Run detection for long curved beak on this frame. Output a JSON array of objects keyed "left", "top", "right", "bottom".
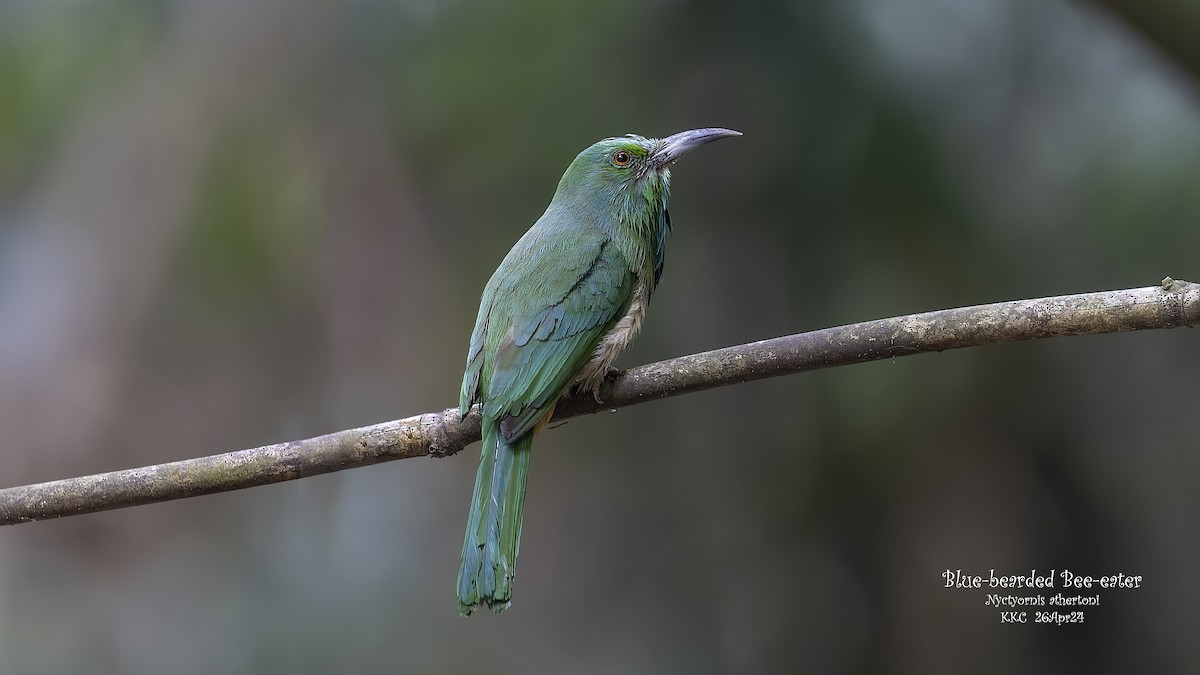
[{"left": 650, "top": 127, "right": 742, "bottom": 168}]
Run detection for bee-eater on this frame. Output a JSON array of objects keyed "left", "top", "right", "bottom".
[{"left": 457, "top": 128, "right": 741, "bottom": 615}]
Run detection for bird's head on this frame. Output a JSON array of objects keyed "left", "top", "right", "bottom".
[{"left": 552, "top": 128, "right": 741, "bottom": 221}]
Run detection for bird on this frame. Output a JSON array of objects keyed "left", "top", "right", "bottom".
[{"left": 456, "top": 128, "right": 741, "bottom": 616}]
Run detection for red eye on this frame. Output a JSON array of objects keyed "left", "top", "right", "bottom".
[{"left": 612, "top": 150, "right": 632, "bottom": 166}]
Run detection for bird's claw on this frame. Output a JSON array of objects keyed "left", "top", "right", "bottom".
[{"left": 591, "top": 367, "right": 624, "bottom": 403}]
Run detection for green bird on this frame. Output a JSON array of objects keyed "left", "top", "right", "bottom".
[{"left": 457, "top": 127, "right": 741, "bottom": 615}]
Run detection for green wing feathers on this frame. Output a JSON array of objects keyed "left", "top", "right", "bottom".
[
  {"left": 457, "top": 225, "right": 635, "bottom": 615},
  {"left": 486, "top": 239, "right": 634, "bottom": 439}
]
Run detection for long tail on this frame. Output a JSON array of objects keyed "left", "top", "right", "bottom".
[{"left": 457, "top": 422, "right": 532, "bottom": 616}]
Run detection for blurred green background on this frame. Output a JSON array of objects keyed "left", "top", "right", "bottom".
[{"left": 1, "top": 0, "right": 1198, "bottom": 673}]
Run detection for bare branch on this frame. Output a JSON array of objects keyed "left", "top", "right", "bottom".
[{"left": 1, "top": 278, "right": 1196, "bottom": 526}]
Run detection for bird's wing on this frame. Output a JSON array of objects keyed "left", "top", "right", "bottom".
[
  {"left": 460, "top": 301, "right": 490, "bottom": 416},
  {"left": 483, "top": 236, "right": 633, "bottom": 443}
]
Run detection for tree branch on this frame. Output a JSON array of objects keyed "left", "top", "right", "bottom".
[{"left": 1, "top": 278, "right": 1196, "bottom": 526}]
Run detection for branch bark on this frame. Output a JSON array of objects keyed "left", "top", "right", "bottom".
[{"left": 1, "top": 278, "right": 1196, "bottom": 526}]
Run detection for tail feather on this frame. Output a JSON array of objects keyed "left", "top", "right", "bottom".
[{"left": 457, "top": 422, "right": 532, "bottom": 616}]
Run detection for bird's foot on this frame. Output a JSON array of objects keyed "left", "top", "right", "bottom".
[{"left": 591, "top": 367, "right": 623, "bottom": 403}]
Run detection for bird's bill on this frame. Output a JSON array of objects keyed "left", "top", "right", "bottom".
[{"left": 651, "top": 127, "right": 742, "bottom": 167}]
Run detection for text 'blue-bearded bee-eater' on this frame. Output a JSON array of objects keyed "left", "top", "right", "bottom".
[{"left": 457, "top": 128, "right": 741, "bottom": 615}]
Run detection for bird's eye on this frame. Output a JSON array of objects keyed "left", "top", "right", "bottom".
[{"left": 612, "top": 150, "right": 632, "bottom": 166}]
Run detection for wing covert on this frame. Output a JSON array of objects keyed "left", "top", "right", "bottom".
[{"left": 486, "top": 239, "right": 633, "bottom": 442}]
